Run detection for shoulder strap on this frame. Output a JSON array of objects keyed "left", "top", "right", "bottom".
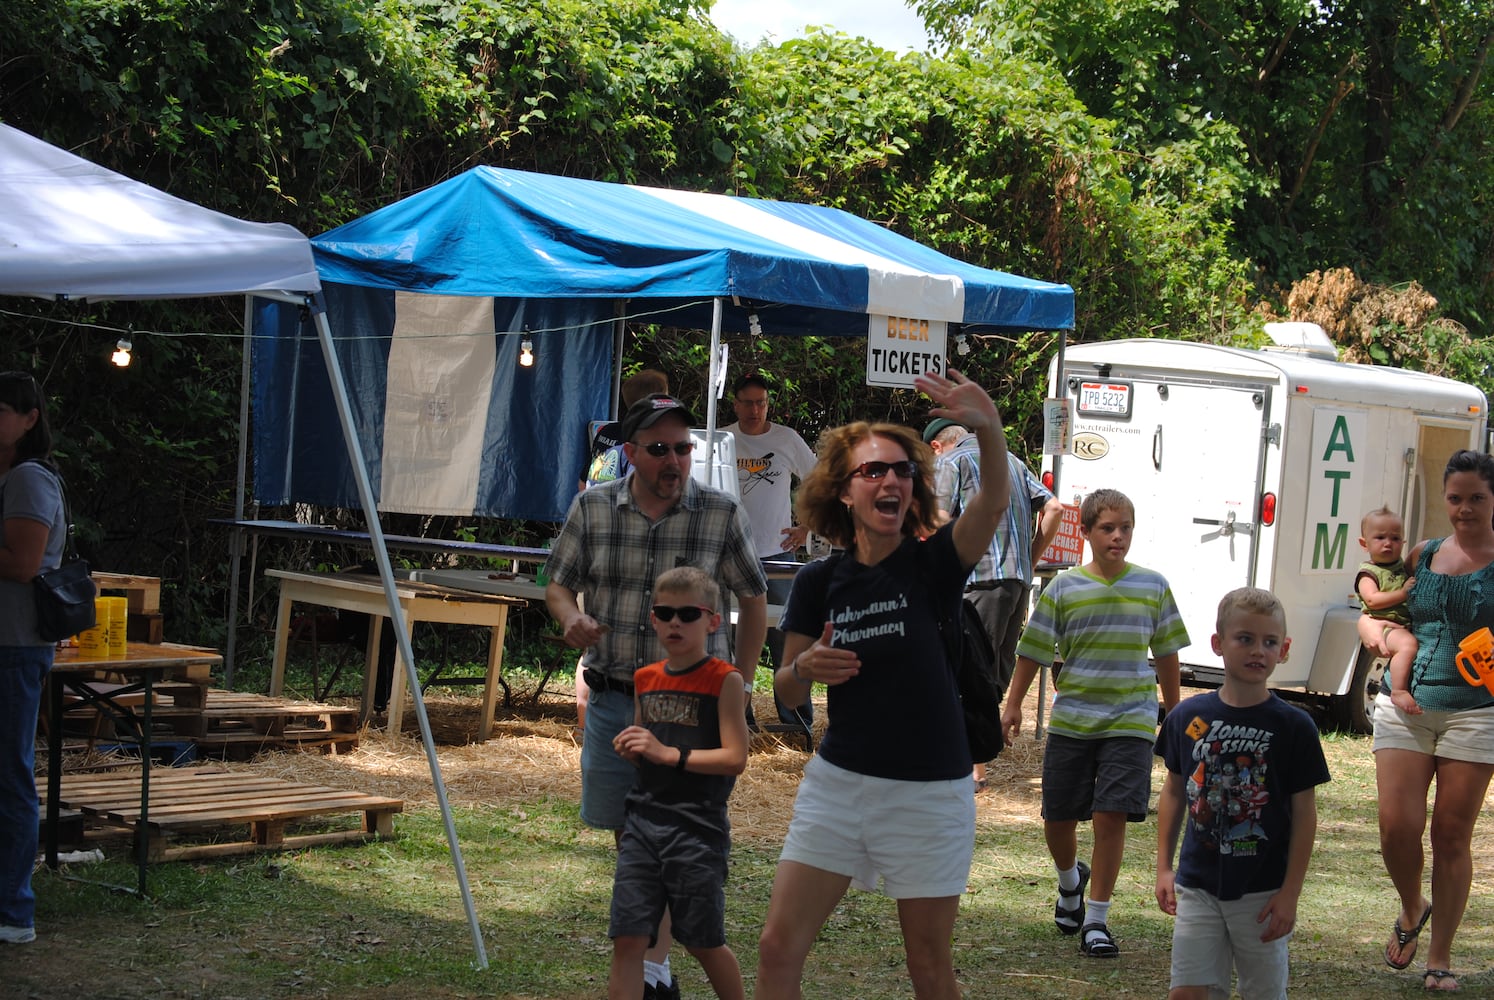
[{"left": 15, "top": 458, "right": 80, "bottom": 561}]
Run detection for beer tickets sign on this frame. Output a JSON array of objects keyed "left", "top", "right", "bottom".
[{"left": 866, "top": 315, "right": 948, "bottom": 388}]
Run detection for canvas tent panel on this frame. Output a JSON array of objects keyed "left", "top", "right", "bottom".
[
  {"left": 0, "top": 124, "right": 319, "bottom": 299},
  {"left": 253, "top": 286, "right": 612, "bottom": 521},
  {"left": 380, "top": 293, "right": 499, "bottom": 514}
]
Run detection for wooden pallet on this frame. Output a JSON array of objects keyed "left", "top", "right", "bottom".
[
  {"left": 195, "top": 689, "right": 361, "bottom": 758},
  {"left": 42, "top": 766, "right": 402, "bottom": 861}
]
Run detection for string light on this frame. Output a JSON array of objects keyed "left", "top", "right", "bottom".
[
  {"left": 518, "top": 337, "right": 534, "bottom": 368},
  {"left": 110, "top": 336, "right": 133, "bottom": 367}
]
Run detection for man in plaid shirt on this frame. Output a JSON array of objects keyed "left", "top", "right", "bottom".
[{"left": 546, "top": 392, "right": 767, "bottom": 998}]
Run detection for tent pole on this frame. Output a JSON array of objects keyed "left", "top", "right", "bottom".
[
  {"left": 1050, "top": 329, "right": 1067, "bottom": 500},
  {"left": 308, "top": 295, "right": 490, "bottom": 970},
  {"left": 705, "top": 297, "right": 722, "bottom": 437},
  {"left": 610, "top": 303, "right": 626, "bottom": 419},
  {"left": 1034, "top": 327, "right": 1069, "bottom": 742},
  {"left": 223, "top": 295, "right": 255, "bottom": 686}
]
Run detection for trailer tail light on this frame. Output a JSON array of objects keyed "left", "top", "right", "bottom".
[
  {"left": 1042, "top": 470, "right": 1054, "bottom": 490},
  {"left": 1261, "top": 492, "right": 1277, "bottom": 526}
]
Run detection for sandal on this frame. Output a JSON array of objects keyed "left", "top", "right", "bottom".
[
  {"left": 1054, "top": 861, "right": 1089, "bottom": 936},
  {"left": 1424, "top": 969, "right": 1459, "bottom": 992},
  {"left": 1385, "top": 903, "right": 1432, "bottom": 970},
  {"left": 1078, "top": 922, "right": 1119, "bottom": 958}
]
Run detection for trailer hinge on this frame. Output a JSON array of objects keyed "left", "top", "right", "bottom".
[{"left": 1263, "top": 423, "right": 1281, "bottom": 445}]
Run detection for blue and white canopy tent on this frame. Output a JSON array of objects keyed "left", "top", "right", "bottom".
[
  {"left": 253, "top": 166, "right": 1074, "bottom": 522},
  {"left": 0, "top": 123, "right": 490, "bottom": 967}
]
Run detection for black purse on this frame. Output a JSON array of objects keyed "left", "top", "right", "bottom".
[{"left": 12, "top": 462, "right": 97, "bottom": 642}]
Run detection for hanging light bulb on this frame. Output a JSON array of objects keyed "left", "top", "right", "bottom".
[
  {"left": 748, "top": 312, "right": 762, "bottom": 337},
  {"left": 111, "top": 337, "right": 133, "bottom": 367},
  {"left": 956, "top": 334, "right": 970, "bottom": 356},
  {"left": 518, "top": 337, "right": 535, "bottom": 368}
]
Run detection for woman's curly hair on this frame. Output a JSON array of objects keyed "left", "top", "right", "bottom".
[{"left": 795, "top": 422, "right": 939, "bottom": 549}]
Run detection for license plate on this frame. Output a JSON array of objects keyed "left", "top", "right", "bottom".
[{"left": 1078, "top": 381, "right": 1132, "bottom": 417}]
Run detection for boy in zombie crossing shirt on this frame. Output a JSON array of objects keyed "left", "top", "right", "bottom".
[{"left": 1156, "top": 587, "right": 1331, "bottom": 1000}]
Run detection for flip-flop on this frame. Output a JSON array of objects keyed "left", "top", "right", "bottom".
[
  {"left": 1423, "top": 969, "right": 1460, "bottom": 992},
  {"left": 1385, "top": 903, "right": 1432, "bottom": 970}
]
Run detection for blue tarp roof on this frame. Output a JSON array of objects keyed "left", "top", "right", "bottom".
[{"left": 310, "top": 166, "right": 1074, "bottom": 336}]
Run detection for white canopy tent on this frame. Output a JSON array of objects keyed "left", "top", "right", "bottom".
[{"left": 0, "top": 123, "right": 489, "bottom": 968}]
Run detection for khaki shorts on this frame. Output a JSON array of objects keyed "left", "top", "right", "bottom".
[
  {"left": 1170, "top": 885, "right": 1289, "bottom": 1000},
  {"left": 1372, "top": 691, "right": 1494, "bottom": 764}
]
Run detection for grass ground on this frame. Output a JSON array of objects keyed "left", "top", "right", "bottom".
[{"left": 16, "top": 665, "right": 1494, "bottom": 999}]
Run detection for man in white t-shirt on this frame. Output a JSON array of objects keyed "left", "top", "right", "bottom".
[{"left": 721, "top": 372, "right": 818, "bottom": 729}]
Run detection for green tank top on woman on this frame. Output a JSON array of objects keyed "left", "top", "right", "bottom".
[{"left": 1404, "top": 538, "right": 1494, "bottom": 712}]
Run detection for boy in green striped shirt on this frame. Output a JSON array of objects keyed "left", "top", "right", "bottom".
[{"left": 1002, "top": 488, "right": 1189, "bottom": 959}]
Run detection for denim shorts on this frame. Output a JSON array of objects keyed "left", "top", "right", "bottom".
[{"left": 579, "top": 686, "right": 638, "bottom": 830}]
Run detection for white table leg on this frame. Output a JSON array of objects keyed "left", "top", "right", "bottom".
[
  {"left": 479, "top": 607, "right": 509, "bottom": 743},
  {"left": 386, "top": 610, "right": 416, "bottom": 737},
  {"left": 361, "top": 614, "right": 381, "bottom": 728},
  {"left": 270, "top": 590, "right": 292, "bottom": 696}
]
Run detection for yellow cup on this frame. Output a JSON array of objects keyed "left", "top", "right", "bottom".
[
  {"left": 1455, "top": 626, "right": 1494, "bottom": 689},
  {"left": 104, "top": 596, "right": 128, "bottom": 657},
  {"left": 77, "top": 598, "right": 111, "bottom": 656}
]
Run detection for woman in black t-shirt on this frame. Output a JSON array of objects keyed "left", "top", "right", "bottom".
[{"left": 754, "top": 370, "right": 1009, "bottom": 1000}]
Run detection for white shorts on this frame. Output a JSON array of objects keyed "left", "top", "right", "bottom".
[
  {"left": 1170, "top": 885, "right": 1289, "bottom": 1000},
  {"left": 780, "top": 755, "right": 974, "bottom": 899},
  {"left": 1372, "top": 691, "right": 1494, "bottom": 764}
]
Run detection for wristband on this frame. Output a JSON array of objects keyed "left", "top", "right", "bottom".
[
  {"left": 675, "top": 746, "right": 691, "bottom": 772},
  {"left": 790, "top": 657, "right": 806, "bottom": 682}
]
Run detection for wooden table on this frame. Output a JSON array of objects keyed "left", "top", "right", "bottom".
[
  {"left": 45, "top": 642, "right": 223, "bottom": 894},
  {"left": 266, "top": 570, "right": 524, "bottom": 742}
]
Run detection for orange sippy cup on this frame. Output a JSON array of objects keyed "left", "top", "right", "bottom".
[{"left": 1455, "top": 627, "right": 1494, "bottom": 689}]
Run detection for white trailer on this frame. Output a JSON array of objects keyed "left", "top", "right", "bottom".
[{"left": 1044, "top": 326, "right": 1487, "bottom": 731}]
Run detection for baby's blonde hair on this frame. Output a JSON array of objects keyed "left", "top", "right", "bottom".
[{"left": 1360, "top": 506, "right": 1401, "bottom": 535}]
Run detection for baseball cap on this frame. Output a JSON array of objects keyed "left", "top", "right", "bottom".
[
  {"left": 620, "top": 393, "right": 699, "bottom": 441},
  {"left": 922, "top": 417, "right": 962, "bottom": 443},
  {"left": 733, "top": 371, "right": 769, "bottom": 394}
]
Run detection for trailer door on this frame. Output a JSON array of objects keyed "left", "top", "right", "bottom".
[{"left": 1060, "top": 375, "right": 1270, "bottom": 663}]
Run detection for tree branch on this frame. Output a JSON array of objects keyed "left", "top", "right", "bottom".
[{"left": 1284, "top": 58, "right": 1357, "bottom": 216}]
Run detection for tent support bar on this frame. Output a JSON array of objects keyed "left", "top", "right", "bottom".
[
  {"left": 610, "top": 303, "right": 626, "bottom": 419},
  {"left": 704, "top": 296, "right": 723, "bottom": 442},
  {"left": 308, "top": 295, "right": 490, "bottom": 970},
  {"left": 224, "top": 296, "right": 255, "bottom": 687}
]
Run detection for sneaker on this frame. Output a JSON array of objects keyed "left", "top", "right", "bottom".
[
  {"left": 0, "top": 924, "right": 36, "bottom": 944},
  {"left": 1054, "top": 861, "right": 1090, "bottom": 935}
]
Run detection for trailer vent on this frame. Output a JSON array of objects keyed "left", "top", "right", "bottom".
[{"left": 1261, "top": 322, "right": 1338, "bottom": 361}]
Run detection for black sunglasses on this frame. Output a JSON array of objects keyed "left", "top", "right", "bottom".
[
  {"left": 651, "top": 604, "right": 715, "bottom": 623},
  {"left": 851, "top": 460, "right": 918, "bottom": 481},
  {"left": 641, "top": 440, "right": 695, "bottom": 458}
]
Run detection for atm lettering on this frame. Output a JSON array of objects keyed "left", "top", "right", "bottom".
[{"left": 1313, "top": 522, "right": 1349, "bottom": 570}]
